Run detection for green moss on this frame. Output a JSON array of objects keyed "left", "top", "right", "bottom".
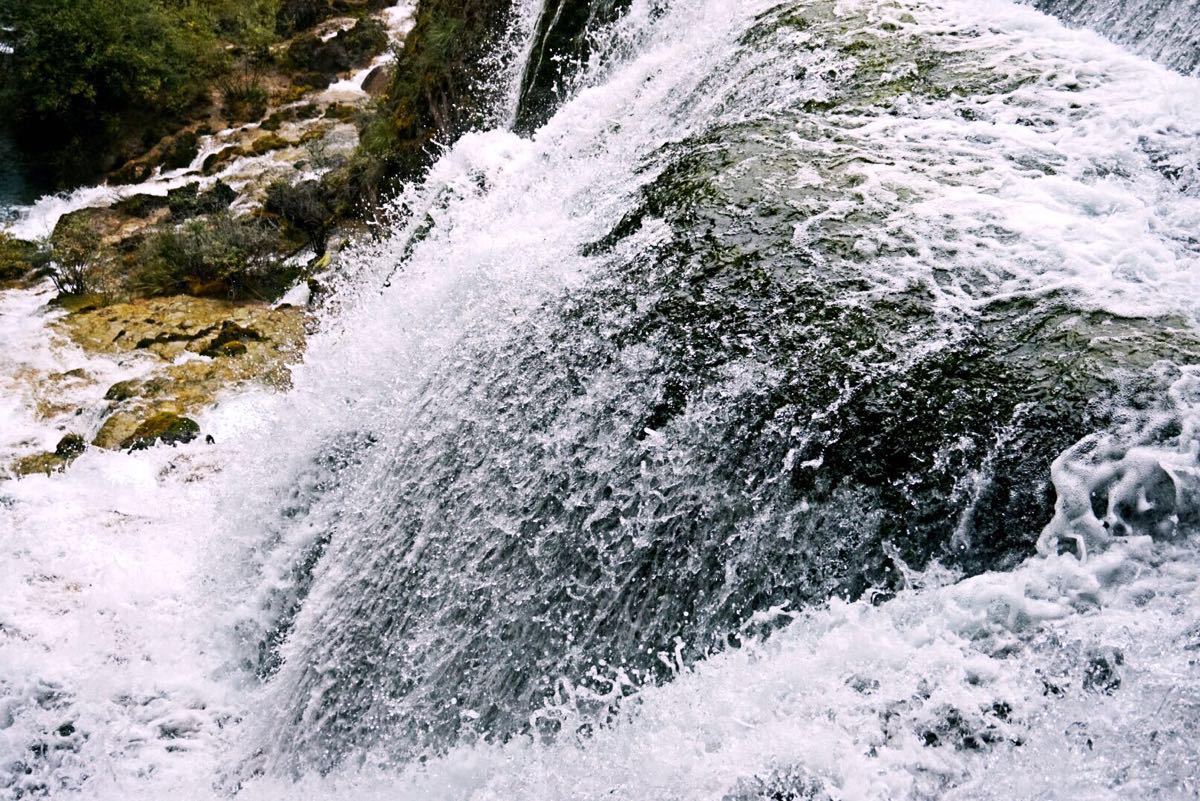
[{"left": 250, "top": 133, "right": 295, "bottom": 155}]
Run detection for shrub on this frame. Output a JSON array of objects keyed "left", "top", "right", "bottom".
[
  {"left": 47, "top": 216, "right": 108, "bottom": 296},
  {"left": 167, "top": 181, "right": 238, "bottom": 220},
  {"left": 276, "top": 0, "right": 334, "bottom": 35},
  {"left": 265, "top": 179, "right": 332, "bottom": 254},
  {"left": 219, "top": 72, "right": 271, "bottom": 124},
  {"left": 135, "top": 212, "right": 295, "bottom": 300}
]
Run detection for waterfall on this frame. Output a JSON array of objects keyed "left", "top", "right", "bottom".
[
  {"left": 1023, "top": 0, "right": 1200, "bottom": 74},
  {"left": 219, "top": 0, "right": 1200, "bottom": 785}
]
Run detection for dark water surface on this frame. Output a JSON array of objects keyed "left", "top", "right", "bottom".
[{"left": 0, "top": 127, "right": 45, "bottom": 220}]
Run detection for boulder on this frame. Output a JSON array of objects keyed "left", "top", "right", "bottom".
[
  {"left": 121, "top": 412, "right": 201, "bottom": 451},
  {"left": 10, "top": 433, "right": 87, "bottom": 477},
  {"left": 362, "top": 64, "right": 393, "bottom": 96}
]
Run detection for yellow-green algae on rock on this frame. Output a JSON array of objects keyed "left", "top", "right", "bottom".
[{"left": 57, "top": 295, "right": 308, "bottom": 451}]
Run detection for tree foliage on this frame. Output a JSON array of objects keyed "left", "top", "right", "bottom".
[{"left": 0, "top": 0, "right": 278, "bottom": 185}]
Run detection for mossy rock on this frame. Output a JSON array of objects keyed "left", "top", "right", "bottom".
[
  {"left": 0, "top": 234, "right": 45, "bottom": 282},
  {"left": 55, "top": 294, "right": 107, "bottom": 314},
  {"left": 112, "top": 194, "right": 170, "bottom": 218},
  {"left": 11, "top": 434, "right": 87, "bottom": 477},
  {"left": 261, "top": 103, "right": 322, "bottom": 132},
  {"left": 250, "top": 133, "right": 294, "bottom": 155},
  {"left": 110, "top": 160, "right": 153, "bottom": 186},
  {"left": 104, "top": 379, "right": 142, "bottom": 402},
  {"left": 362, "top": 64, "right": 392, "bottom": 96},
  {"left": 202, "top": 146, "right": 247, "bottom": 176},
  {"left": 160, "top": 130, "right": 201, "bottom": 171},
  {"left": 299, "top": 126, "right": 331, "bottom": 145},
  {"left": 121, "top": 412, "right": 201, "bottom": 451},
  {"left": 201, "top": 320, "right": 263, "bottom": 357},
  {"left": 212, "top": 340, "right": 248, "bottom": 357},
  {"left": 12, "top": 452, "right": 70, "bottom": 477},
  {"left": 323, "top": 103, "right": 358, "bottom": 121},
  {"left": 286, "top": 18, "right": 388, "bottom": 89},
  {"left": 55, "top": 433, "right": 87, "bottom": 458}
]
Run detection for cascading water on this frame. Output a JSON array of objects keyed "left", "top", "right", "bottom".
[
  {"left": 3, "top": 0, "right": 1200, "bottom": 798},
  {"left": 1022, "top": 0, "right": 1200, "bottom": 75},
  {"left": 223, "top": 0, "right": 1200, "bottom": 787}
]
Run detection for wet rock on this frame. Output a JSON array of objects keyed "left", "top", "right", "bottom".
[
  {"left": 160, "top": 131, "right": 201, "bottom": 171},
  {"left": 200, "top": 320, "right": 262, "bottom": 358},
  {"left": 112, "top": 194, "right": 170, "bottom": 219},
  {"left": 122, "top": 412, "right": 201, "bottom": 451},
  {"left": 9, "top": 434, "right": 86, "bottom": 477},
  {"left": 51, "top": 206, "right": 152, "bottom": 249},
  {"left": 110, "top": 160, "right": 153, "bottom": 186},
  {"left": 323, "top": 103, "right": 358, "bottom": 121},
  {"left": 93, "top": 411, "right": 144, "bottom": 450},
  {"left": 54, "top": 434, "right": 86, "bottom": 459},
  {"left": 104, "top": 380, "right": 141, "bottom": 402},
  {"left": 59, "top": 296, "right": 305, "bottom": 448},
  {"left": 362, "top": 63, "right": 393, "bottom": 96},
  {"left": 723, "top": 766, "right": 831, "bottom": 801},
  {"left": 250, "top": 133, "right": 295, "bottom": 156},
  {"left": 1082, "top": 646, "right": 1124, "bottom": 694},
  {"left": 286, "top": 17, "right": 388, "bottom": 90},
  {"left": 262, "top": 103, "right": 323, "bottom": 132},
  {"left": 11, "top": 452, "right": 69, "bottom": 477}
]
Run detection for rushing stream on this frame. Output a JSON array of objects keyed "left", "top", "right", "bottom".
[{"left": 2, "top": 0, "right": 1200, "bottom": 798}]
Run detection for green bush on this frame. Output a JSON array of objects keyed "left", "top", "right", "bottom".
[
  {"left": 219, "top": 73, "right": 271, "bottom": 124},
  {"left": 265, "top": 179, "right": 332, "bottom": 254},
  {"left": 135, "top": 213, "right": 295, "bottom": 300},
  {"left": 46, "top": 215, "right": 115, "bottom": 297}
]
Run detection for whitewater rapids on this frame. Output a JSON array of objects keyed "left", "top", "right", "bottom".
[{"left": 2, "top": 0, "right": 1200, "bottom": 798}]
